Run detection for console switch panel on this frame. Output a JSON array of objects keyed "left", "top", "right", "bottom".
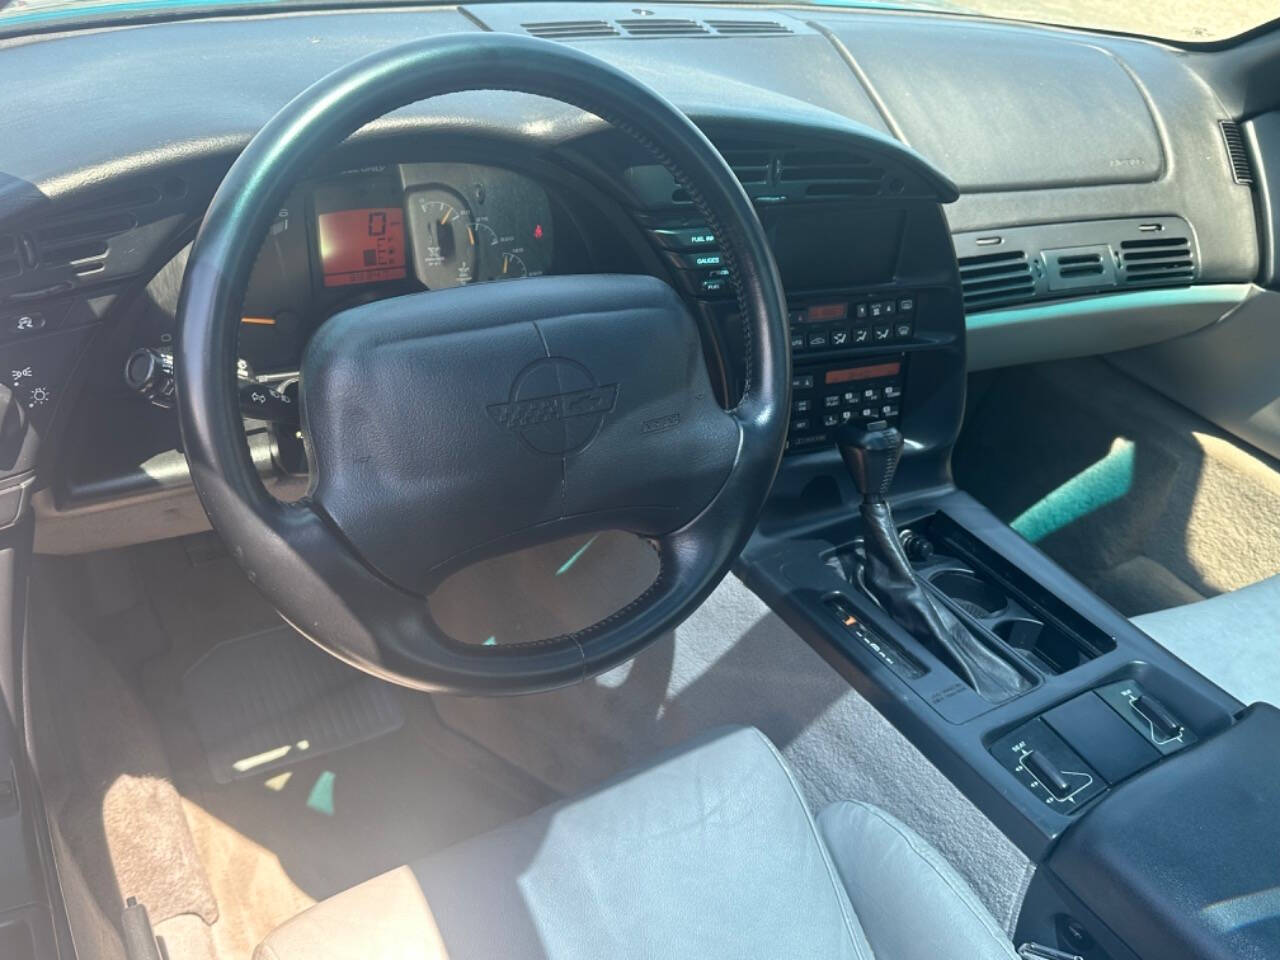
[
  {"left": 1043, "top": 691, "right": 1161, "bottom": 785},
  {"left": 1096, "top": 680, "right": 1197, "bottom": 756},
  {"left": 991, "top": 719, "right": 1106, "bottom": 813}
]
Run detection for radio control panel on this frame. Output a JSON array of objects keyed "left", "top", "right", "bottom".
[{"left": 787, "top": 355, "right": 905, "bottom": 454}]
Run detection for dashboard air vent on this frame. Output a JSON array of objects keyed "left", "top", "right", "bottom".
[
  {"left": 718, "top": 145, "right": 773, "bottom": 186},
  {"left": 1219, "top": 120, "right": 1254, "bottom": 185},
  {"left": 35, "top": 212, "right": 135, "bottom": 277},
  {"left": 33, "top": 182, "right": 167, "bottom": 279},
  {"left": 780, "top": 148, "right": 882, "bottom": 197},
  {"left": 616, "top": 18, "right": 708, "bottom": 37},
  {"left": 1053, "top": 252, "right": 1103, "bottom": 278},
  {"left": 0, "top": 234, "right": 20, "bottom": 281},
  {"left": 958, "top": 250, "right": 1035, "bottom": 309},
  {"left": 705, "top": 18, "right": 792, "bottom": 36},
  {"left": 522, "top": 20, "right": 619, "bottom": 39},
  {"left": 1119, "top": 236, "right": 1195, "bottom": 286}
]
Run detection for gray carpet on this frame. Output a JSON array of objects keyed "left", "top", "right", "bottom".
[
  {"left": 25, "top": 570, "right": 220, "bottom": 960},
  {"left": 434, "top": 562, "right": 1036, "bottom": 936},
  {"left": 125, "top": 536, "right": 554, "bottom": 960},
  {"left": 35, "top": 528, "right": 1037, "bottom": 952},
  {"left": 957, "top": 358, "right": 1280, "bottom": 616},
  {"left": 31, "top": 536, "right": 554, "bottom": 960},
  {"left": 183, "top": 626, "right": 403, "bottom": 783}
]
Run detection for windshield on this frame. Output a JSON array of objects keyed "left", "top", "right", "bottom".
[
  {"left": 947, "top": 0, "right": 1279, "bottom": 43},
  {"left": 0, "top": 0, "right": 1277, "bottom": 43}
]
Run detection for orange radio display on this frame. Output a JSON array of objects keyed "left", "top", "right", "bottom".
[
  {"left": 317, "top": 207, "right": 406, "bottom": 287},
  {"left": 825, "top": 362, "right": 902, "bottom": 384}
]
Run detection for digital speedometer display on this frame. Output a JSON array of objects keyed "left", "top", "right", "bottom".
[{"left": 317, "top": 207, "right": 406, "bottom": 287}]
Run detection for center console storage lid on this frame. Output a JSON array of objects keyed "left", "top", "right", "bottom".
[{"left": 1048, "top": 704, "right": 1280, "bottom": 960}]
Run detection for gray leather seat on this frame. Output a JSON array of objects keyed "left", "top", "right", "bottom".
[
  {"left": 1133, "top": 572, "right": 1280, "bottom": 707},
  {"left": 255, "top": 726, "right": 1017, "bottom": 960}
]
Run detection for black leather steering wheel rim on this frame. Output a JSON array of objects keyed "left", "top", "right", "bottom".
[{"left": 176, "top": 33, "right": 789, "bottom": 695}]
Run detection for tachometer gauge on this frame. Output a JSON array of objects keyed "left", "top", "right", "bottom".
[{"left": 407, "top": 187, "right": 477, "bottom": 289}]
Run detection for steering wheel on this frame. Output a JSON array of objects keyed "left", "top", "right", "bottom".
[{"left": 176, "top": 33, "right": 789, "bottom": 695}]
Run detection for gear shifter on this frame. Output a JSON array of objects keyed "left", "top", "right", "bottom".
[{"left": 837, "top": 424, "right": 1029, "bottom": 703}]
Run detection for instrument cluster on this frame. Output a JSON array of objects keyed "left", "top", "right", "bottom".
[{"left": 238, "top": 162, "right": 558, "bottom": 371}]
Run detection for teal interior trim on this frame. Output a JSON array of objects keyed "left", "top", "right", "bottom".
[
  {"left": 306, "top": 770, "right": 337, "bottom": 816},
  {"left": 1, "top": 0, "right": 270, "bottom": 29},
  {"left": 1012, "top": 440, "right": 1135, "bottom": 543},
  {"left": 966, "top": 285, "right": 1248, "bottom": 333},
  {"left": 556, "top": 534, "right": 600, "bottom": 577}
]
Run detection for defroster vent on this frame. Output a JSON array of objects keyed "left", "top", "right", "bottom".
[
  {"left": 520, "top": 14, "right": 798, "bottom": 41},
  {"left": 703, "top": 19, "right": 792, "bottom": 35},
  {"left": 614, "top": 17, "right": 708, "bottom": 37},
  {"left": 1219, "top": 120, "right": 1254, "bottom": 186},
  {"left": 522, "top": 20, "right": 619, "bottom": 39}
]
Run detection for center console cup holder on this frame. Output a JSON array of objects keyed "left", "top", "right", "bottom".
[
  {"left": 994, "top": 618, "right": 1092, "bottom": 674},
  {"left": 908, "top": 512, "right": 1117, "bottom": 676},
  {"left": 929, "top": 569, "right": 1008, "bottom": 617}
]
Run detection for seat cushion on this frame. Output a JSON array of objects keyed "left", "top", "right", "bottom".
[
  {"left": 256, "top": 726, "right": 1016, "bottom": 960},
  {"left": 1132, "top": 572, "right": 1280, "bottom": 707},
  {"left": 257, "top": 726, "right": 871, "bottom": 960},
  {"left": 819, "top": 801, "right": 1018, "bottom": 960}
]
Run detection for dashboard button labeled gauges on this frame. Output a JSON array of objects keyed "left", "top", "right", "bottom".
[{"left": 407, "top": 187, "right": 478, "bottom": 289}]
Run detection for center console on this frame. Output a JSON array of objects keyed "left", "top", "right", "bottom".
[
  {"left": 630, "top": 130, "right": 1276, "bottom": 956},
  {"left": 675, "top": 152, "right": 1270, "bottom": 960},
  {"left": 740, "top": 474, "right": 1247, "bottom": 958}
]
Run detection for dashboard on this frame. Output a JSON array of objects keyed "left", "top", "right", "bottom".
[
  {"left": 239, "top": 163, "right": 563, "bottom": 372},
  {"left": 3, "top": 13, "right": 1277, "bottom": 960},
  {"left": 0, "top": 0, "right": 1269, "bottom": 554}
]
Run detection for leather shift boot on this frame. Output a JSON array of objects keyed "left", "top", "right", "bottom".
[{"left": 860, "top": 501, "right": 1029, "bottom": 702}]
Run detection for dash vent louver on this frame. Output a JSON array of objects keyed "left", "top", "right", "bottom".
[
  {"left": 958, "top": 250, "right": 1035, "bottom": 310},
  {"left": 34, "top": 184, "right": 166, "bottom": 279},
  {"left": 522, "top": 19, "right": 620, "bottom": 39},
  {"left": 718, "top": 145, "right": 772, "bottom": 186},
  {"left": 1053, "top": 252, "right": 1104, "bottom": 278},
  {"left": 954, "top": 216, "right": 1198, "bottom": 312},
  {"left": 521, "top": 16, "right": 796, "bottom": 41},
  {"left": 615, "top": 17, "right": 708, "bottom": 37},
  {"left": 704, "top": 19, "right": 792, "bottom": 36},
  {"left": 704, "top": 143, "right": 886, "bottom": 197},
  {"left": 1119, "top": 236, "right": 1195, "bottom": 286},
  {"left": 780, "top": 149, "right": 882, "bottom": 197},
  {"left": 1219, "top": 120, "right": 1254, "bottom": 185}
]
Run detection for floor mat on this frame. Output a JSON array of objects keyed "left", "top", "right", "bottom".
[
  {"left": 173, "top": 700, "right": 550, "bottom": 960},
  {"left": 183, "top": 626, "right": 404, "bottom": 783},
  {"left": 58, "top": 534, "right": 554, "bottom": 960},
  {"left": 956, "top": 358, "right": 1280, "bottom": 616}
]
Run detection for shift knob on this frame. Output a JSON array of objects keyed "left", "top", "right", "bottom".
[{"left": 836, "top": 424, "right": 903, "bottom": 502}]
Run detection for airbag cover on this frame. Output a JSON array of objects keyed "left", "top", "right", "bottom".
[
  {"left": 831, "top": 23, "right": 1163, "bottom": 192},
  {"left": 301, "top": 274, "right": 739, "bottom": 593}
]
